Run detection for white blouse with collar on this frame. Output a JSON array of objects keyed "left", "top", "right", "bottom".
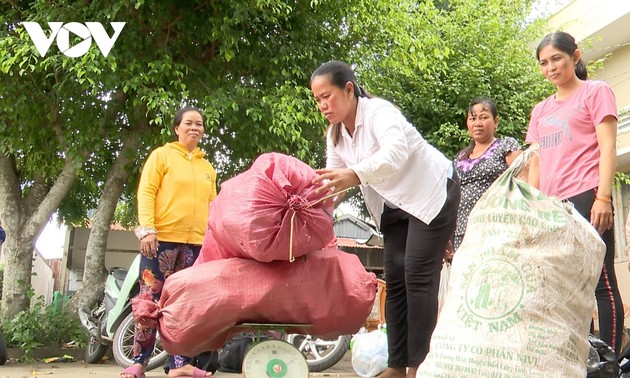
[{"left": 326, "top": 96, "right": 452, "bottom": 228}]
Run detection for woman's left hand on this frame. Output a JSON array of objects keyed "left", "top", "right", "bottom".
[
  {"left": 591, "top": 199, "right": 613, "bottom": 235},
  {"left": 444, "top": 240, "right": 454, "bottom": 263},
  {"left": 313, "top": 168, "right": 360, "bottom": 195}
]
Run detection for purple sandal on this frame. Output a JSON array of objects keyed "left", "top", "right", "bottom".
[{"left": 120, "top": 364, "right": 145, "bottom": 378}]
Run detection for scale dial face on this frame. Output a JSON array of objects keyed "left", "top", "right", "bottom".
[{"left": 242, "top": 339, "right": 309, "bottom": 378}]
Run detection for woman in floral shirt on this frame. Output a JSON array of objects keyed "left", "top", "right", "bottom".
[{"left": 451, "top": 98, "right": 521, "bottom": 253}]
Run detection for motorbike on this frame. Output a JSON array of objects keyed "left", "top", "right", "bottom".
[
  {"left": 283, "top": 278, "right": 385, "bottom": 373},
  {"left": 620, "top": 345, "right": 630, "bottom": 378},
  {"left": 587, "top": 333, "right": 617, "bottom": 377},
  {"left": 282, "top": 277, "right": 385, "bottom": 372},
  {"left": 78, "top": 254, "right": 167, "bottom": 370},
  {"left": 284, "top": 333, "right": 351, "bottom": 372},
  {"left": 585, "top": 332, "right": 630, "bottom": 378}
]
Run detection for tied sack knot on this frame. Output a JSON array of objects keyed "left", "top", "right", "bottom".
[
  {"left": 286, "top": 188, "right": 345, "bottom": 262},
  {"left": 131, "top": 293, "right": 161, "bottom": 329},
  {"left": 288, "top": 194, "right": 308, "bottom": 212}
]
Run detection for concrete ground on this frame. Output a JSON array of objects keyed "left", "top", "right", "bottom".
[{"left": 0, "top": 350, "right": 360, "bottom": 378}]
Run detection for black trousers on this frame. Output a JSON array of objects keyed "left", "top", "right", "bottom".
[
  {"left": 380, "top": 174, "right": 460, "bottom": 368},
  {"left": 568, "top": 190, "right": 624, "bottom": 355}
]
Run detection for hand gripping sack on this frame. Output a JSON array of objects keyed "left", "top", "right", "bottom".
[
  {"left": 417, "top": 147, "right": 606, "bottom": 378},
  {"left": 201, "top": 152, "right": 335, "bottom": 263},
  {"left": 132, "top": 248, "right": 377, "bottom": 356}
]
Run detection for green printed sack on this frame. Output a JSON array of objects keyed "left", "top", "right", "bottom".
[{"left": 417, "top": 147, "right": 605, "bottom": 378}]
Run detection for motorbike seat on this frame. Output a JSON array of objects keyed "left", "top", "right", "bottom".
[{"left": 112, "top": 268, "right": 128, "bottom": 290}]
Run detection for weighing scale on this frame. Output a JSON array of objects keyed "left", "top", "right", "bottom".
[{"left": 235, "top": 323, "right": 310, "bottom": 378}]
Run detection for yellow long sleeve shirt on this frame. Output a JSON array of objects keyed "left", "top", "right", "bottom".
[{"left": 137, "top": 141, "right": 217, "bottom": 245}]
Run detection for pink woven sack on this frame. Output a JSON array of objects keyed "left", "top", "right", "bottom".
[
  {"left": 132, "top": 248, "right": 377, "bottom": 356},
  {"left": 195, "top": 227, "right": 223, "bottom": 264},
  {"left": 201, "top": 152, "right": 335, "bottom": 263}
]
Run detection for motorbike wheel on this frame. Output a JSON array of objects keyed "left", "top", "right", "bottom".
[
  {"left": 84, "top": 334, "right": 109, "bottom": 364},
  {"left": 112, "top": 312, "right": 168, "bottom": 371},
  {"left": 0, "top": 331, "right": 7, "bottom": 365},
  {"left": 284, "top": 334, "right": 350, "bottom": 372}
]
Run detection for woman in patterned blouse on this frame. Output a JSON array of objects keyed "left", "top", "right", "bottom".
[{"left": 449, "top": 97, "right": 521, "bottom": 255}]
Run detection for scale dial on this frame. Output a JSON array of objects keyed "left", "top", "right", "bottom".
[{"left": 242, "top": 339, "right": 309, "bottom": 378}]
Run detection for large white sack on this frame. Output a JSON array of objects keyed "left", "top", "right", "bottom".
[{"left": 418, "top": 147, "right": 605, "bottom": 378}]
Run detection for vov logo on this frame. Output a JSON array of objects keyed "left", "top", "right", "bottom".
[{"left": 22, "top": 22, "right": 126, "bottom": 58}]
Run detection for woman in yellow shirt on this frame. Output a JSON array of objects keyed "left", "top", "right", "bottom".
[{"left": 121, "top": 107, "right": 216, "bottom": 378}]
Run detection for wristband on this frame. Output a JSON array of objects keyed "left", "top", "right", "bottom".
[
  {"left": 595, "top": 196, "right": 612, "bottom": 203},
  {"left": 135, "top": 226, "right": 157, "bottom": 241}
]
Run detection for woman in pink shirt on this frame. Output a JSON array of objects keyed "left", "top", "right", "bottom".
[{"left": 526, "top": 31, "right": 622, "bottom": 357}]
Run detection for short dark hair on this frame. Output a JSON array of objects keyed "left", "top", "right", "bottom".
[
  {"left": 171, "top": 107, "right": 204, "bottom": 138},
  {"left": 466, "top": 97, "right": 497, "bottom": 120},
  {"left": 536, "top": 31, "right": 587, "bottom": 80},
  {"left": 458, "top": 97, "right": 499, "bottom": 160}
]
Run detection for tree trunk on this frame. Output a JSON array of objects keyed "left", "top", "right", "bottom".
[
  {"left": 1, "top": 235, "right": 34, "bottom": 316},
  {"left": 0, "top": 154, "right": 81, "bottom": 322},
  {"left": 66, "top": 129, "right": 142, "bottom": 315}
]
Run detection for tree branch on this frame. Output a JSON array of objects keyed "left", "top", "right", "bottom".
[
  {"left": 0, "top": 153, "right": 24, "bottom": 231},
  {"left": 23, "top": 173, "right": 49, "bottom": 216},
  {"left": 23, "top": 155, "right": 82, "bottom": 245}
]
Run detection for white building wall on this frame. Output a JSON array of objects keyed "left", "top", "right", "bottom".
[
  {"left": 31, "top": 250, "right": 54, "bottom": 306},
  {"left": 66, "top": 269, "right": 83, "bottom": 295}
]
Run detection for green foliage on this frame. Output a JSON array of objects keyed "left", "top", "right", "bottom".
[
  {"left": 114, "top": 196, "right": 138, "bottom": 229},
  {"left": 1, "top": 0, "right": 566, "bottom": 225},
  {"left": 351, "top": 0, "right": 554, "bottom": 159},
  {"left": 1, "top": 296, "right": 87, "bottom": 360},
  {"left": 1, "top": 0, "right": 355, "bottom": 225},
  {"left": 615, "top": 172, "right": 630, "bottom": 189}
]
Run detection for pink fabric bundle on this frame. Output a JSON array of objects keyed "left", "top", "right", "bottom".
[
  {"left": 131, "top": 153, "right": 377, "bottom": 357},
  {"left": 199, "top": 152, "right": 335, "bottom": 263},
  {"left": 134, "top": 248, "right": 377, "bottom": 357}
]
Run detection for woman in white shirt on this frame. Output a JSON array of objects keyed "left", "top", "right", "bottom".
[{"left": 311, "top": 61, "right": 460, "bottom": 378}]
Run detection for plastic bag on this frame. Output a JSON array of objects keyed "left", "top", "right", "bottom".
[
  {"left": 437, "top": 261, "right": 450, "bottom": 314},
  {"left": 351, "top": 328, "right": 388, "bottom": 377}
]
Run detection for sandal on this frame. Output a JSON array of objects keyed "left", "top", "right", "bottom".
[
  {"left": 120, "top": 364, "right": 146, "bottom": 378},
  {"left": 191, "top": 366, "right": 211, "bottom": 377}
]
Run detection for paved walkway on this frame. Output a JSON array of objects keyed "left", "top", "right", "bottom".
[{"left": 0, "top": 350, "right": 359, "bottom": 378}]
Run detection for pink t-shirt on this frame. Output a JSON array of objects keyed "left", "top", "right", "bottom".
[{"left": 526, "top": 80, "right": 617, "bottom": 200}]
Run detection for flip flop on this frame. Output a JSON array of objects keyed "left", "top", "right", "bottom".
[
  {"left": 120, "top": 364, "right": 146, "bottom": 378},
  {"left": 191, "top": 366, "right": 211, "bottom": 377}
]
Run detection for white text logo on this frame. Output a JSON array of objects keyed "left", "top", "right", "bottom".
[{"left": 22, "top": 22, "right": 126, "bottom": 58}]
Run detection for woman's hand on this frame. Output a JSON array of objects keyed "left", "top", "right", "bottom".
[
  {"left": 140, "top": 234, "right": 159, "bottom": 258},
  {"left": 444, "top": 240, "right": 454, "bottom": 263},
  {"left": 590, "top": 199, "right": 613, "bottom": 235},
  {"left": 313, "top": 168, "right": 360, "bottom": 195}
]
